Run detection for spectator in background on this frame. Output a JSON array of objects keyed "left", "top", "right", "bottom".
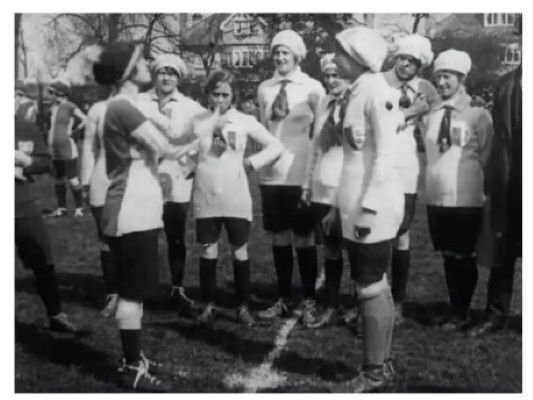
[
  {"left": 469, "top": 17, "right": 522, "bottom": 337},
  {"left": 15, "top": 116, "right": 80, "bottom": 334},
  {"left": 423, "top": 49, "right": 493, "bottom": 331},
  {"left": 15, "top": 81, "right": 38, "bottom": 123},
  {"left": 239, "top": 94, "right": 259, "bottom": 120},
  {"left": 256, "top": 30, "right": 325, "bottom": 325},
  {"left": 47, "top": 81, "right": 87, "bottom": 218}
]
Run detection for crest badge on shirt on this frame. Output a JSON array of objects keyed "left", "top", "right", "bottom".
[
  {"left": 343, "top": 126, "right": 365, "bottom": 151},
  {"left": 18, "top": 141, "right": 34, "bottom": 155},
  {"left": 450, "top": 120, "right": 468, "bottom": 147},
  {"left": 227, "top": 130, "right": 237, "bottom": 150}
]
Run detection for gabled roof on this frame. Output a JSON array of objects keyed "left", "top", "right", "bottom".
[{"left": 180, "top": 14, "right": 231, "bottom": 47}]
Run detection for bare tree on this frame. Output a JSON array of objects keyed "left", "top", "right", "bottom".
[
  {"left": 15, "top": 14, "right": 21, "bottom": 80},
  {"left": 412, "top": 13, "right": 430, "bottom": 34}
]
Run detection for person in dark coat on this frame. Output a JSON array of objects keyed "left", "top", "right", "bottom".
[{"left": 469, "top": 64, "right": 521, "bottom": 337}]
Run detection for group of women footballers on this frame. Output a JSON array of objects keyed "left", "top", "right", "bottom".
[{"left": 20, "top": 25, "right": 495, "bottom": 392}]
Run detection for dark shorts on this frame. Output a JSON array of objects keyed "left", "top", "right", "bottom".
[
  {"left": 260, "top": 185, "right": 315, "bottom": 236},
  {"left": 53, "top": 159, "right": 78, "bottom": 180},
  {"left": 345, "top": 239, "right": 393, "bottom": 285},
  {"left": 427, "top": 206, "right": 483, "bottom": 256},
  {"left": 311, "top": 202, "right": 342, "bottom": 247},
  {"left": 15, "top": 215, "right": 54, "bottom": 269},
  {"left": 196, "top": 217, "right": 250, "bottom": 247},
  {"left": 107, "top": 229, "right": 160, "bottom": 301},
  {"left": 163, "top": 202, "right": 189, "bottom": 244},
  {"left": 397, "top": 193, "right": 417, "bottom": 237}
]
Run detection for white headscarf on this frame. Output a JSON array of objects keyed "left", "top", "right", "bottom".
[
  {"left": 152, "top": 54, "right": 188, "bottom": 80},
  {"left": 395, "top": 34, "right": 434, "bottom": 67},
  {"left": 271, "top": 30, "right": 307, "bottom": 61},
  {"left": 335, "top": 27, "right": 388, "bottom": 73},
  {"left": 434, "top": 49, "right": 472, "bottom": 76}
]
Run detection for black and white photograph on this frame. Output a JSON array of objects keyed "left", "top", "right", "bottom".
[{"left": 12, "top": 10, "right": 523, "bottom": 393}]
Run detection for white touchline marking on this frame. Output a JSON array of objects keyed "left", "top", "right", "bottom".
[{"left": 224, "top": 271, "right": 326, "bottom": 392}]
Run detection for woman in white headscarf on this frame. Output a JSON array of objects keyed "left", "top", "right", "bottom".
[
  {"left": 137, "top": 53, "right": 205, "bottom": 315},
  {"left": 333, "top": 26, "right": 405, "bottom": 392},
  {"left": 423, "top": 49, "right": 493, "bottom": 331},
  {"left": 256, "top": 30, "right": 325, "bottom": 325},
  {"left": 301, "top": 54, "right": 351, "bottom": 328}
]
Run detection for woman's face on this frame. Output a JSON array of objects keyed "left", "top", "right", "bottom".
[
  {"left": 155, "top": 67, "right": 179, "bottom": 95},
  {"left": 323, "top": 66, "right": 349, "bottom": 96},
  {"left": 208, "top": 81, "right": 233, "bottom": 113},
  {"left": 434, "top": 70, "right": 464, "bottom": 100},
  {"left": 394, "top": 54, "right": 420, "bottom": 81},
  {"left": 273, "top": 45, "right": 297, "bottom": 76}
]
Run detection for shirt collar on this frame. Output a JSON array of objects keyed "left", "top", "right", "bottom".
[
  {"left": 438, "top": 86, "right": 471, "bottom": 112},
  {"left": 147, "top": 87, "right": 182, "bottom": 103},
  {"left": 270, "top": 66, "right": 308, "bottom": 85},
  {"left": 383, "top": 69, "right": 419, "bottom": 92}
]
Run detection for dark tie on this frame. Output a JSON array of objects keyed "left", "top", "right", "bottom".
[
  {"left": 437, "top": 106, "right": 453, "bottom": 153},
  {"left": 318, "top": 99, "right": 339, "bottom": 152},
  {"left": 336, "top": 88, "right": 352, "bottom": 138},
  {"left": 399, "top": 84, "right": 412, "bottom": 109},
  {"left": 270, "top": 79, "right": 290, "bottom": 121}
]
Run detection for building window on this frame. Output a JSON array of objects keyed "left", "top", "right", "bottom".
[
  {"left": 233, "top": 15, "right": 252, "bottom": 36},
  {"left": 503, "top": 43, "right": 521, "bottom": 65},
  {"left": 485, "top": 13, "right": 515, "bottom": 27}
]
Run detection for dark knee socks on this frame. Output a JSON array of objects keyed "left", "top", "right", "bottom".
[
  {"left": 199, "top": 258, "right": 217, "bottom": 304},
  {"left": 296, "top": 246, "right": 318, "bottom": 299},
  {"left": 325, "top": 257, "right": 343, "bottom": 307},
  {"left": 272, "top": 245, "right": 293, "bottom": 299},
  {"left": 233, "top": 259, "right": 251, "bottom": 306},
  {"left": 391, "top": 249, "right": 410, "bottom": 303},
  {"left": 33, "top": 264, "right": 62, "bottom": 317},
  {"left": 55, "top": 183, "right": 67, "bottom": 209}
]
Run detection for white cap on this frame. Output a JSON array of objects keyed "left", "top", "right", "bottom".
[
  {"left": 152, "top": 54, "right": 188, "bottom": 79},
  {"left": 320, "top": 53, "right": 337, "bottom": 72},
  {"left": 395, "top": 34, "right": 434, "bottom": 67},
  {"left": 434, "top": 49, "right": 472, "bottom": 76},
  {"left": 271, "top": 30, "right": 307, "bottom": 61},
  {"left": 335, "top": 27, "right": 388, "bottom": 73}
]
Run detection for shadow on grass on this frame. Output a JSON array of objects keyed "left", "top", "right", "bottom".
[
  {"left": 147, "top": 318, "right": 273, "bottom": 364},
  {"left": 15, "top": 272, "right": 105, "bottom": 311},
  {"left": 15, "top": 320, "right": 116, "bottom": 389}
]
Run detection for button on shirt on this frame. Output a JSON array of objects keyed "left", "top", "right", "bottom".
[
  {"left": 423, "top": 88, "right": 493, "bottom": 207},
  {"left": 383, "top": 70, "right": 439, "bottom": 194},
  {"left": 257, "top": 67, "right": 325, "bottom": 186},
  {"left": 337, "top": 72, "right": 405, "bottom": 243},
  {"left": 137, "top": 89, "right": 205, "bottom": 203},
  {"left": 191, "top": 108, "right": 283, "bottom": 220}
]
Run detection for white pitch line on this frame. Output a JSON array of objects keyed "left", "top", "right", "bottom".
[{"left": 224, "top": 271, "right": 326, "bottom": 392}]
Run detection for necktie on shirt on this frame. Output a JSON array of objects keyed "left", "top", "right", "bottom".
[
  {"left": 318, "top": 98, "right": 339, "bottom": 152},
  {"left": 437, "top": 105, "right": 453, "bottom": 153},
  {"left": 270, "top": 79, "right": 290, "bottom": 121},
  {"left": 399, "top": 84, "right": 412, "bottom": 109}
]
